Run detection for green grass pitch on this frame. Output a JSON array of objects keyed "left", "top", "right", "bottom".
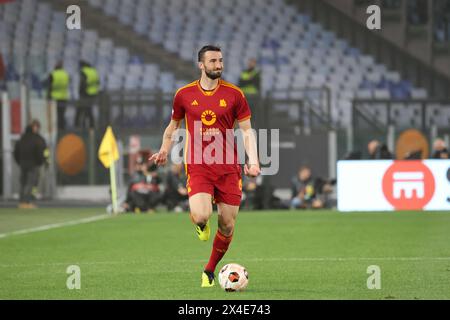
[{"left": 1, "top": 208, "right": 450, "bottom": 299}]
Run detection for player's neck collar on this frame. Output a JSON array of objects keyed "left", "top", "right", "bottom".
[{"left": 197, "top": 79, "right": 221, "bottom": 96}]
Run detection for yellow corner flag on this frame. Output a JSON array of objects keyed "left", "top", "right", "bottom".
[
  {"left": 98, "top": 126, "right": 119, "bottom": 214},
  {"left": 98, "top": 126, "right": 119, "bottom": 168}
]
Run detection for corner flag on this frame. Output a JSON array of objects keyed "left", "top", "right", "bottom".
[
  {"left": 98, "top": 126, "right": 119, "bottom": 168},
  {"left": 98, "top": 126, "right": 119, "bottom": 214}
]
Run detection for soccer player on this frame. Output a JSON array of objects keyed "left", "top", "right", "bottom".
[{"left": 150, "top": 45, "right": 261, "bottom": 287}]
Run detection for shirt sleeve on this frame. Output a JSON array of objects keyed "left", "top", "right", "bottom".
[
  {"left": 171, "top": 91, "right": 185, "bottom": 121},
  {"left": 234, "top": 91, "right": 252, "bottom": 122}
]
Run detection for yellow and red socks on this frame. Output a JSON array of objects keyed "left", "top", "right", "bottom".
[{"left": 204, "top": 230, "right": 233, "bottom": 273}]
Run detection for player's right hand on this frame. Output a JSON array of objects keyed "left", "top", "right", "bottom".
[
  {"left": 149, "top": 150, "right": 168, "bottom": 166},
  {"left": 244, "top": 163, "right": 261, "bottom": 177}
]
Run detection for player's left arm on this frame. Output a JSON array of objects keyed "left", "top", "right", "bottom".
[{"left": 238, "top": 119, "right": 261, "bottom": 177}]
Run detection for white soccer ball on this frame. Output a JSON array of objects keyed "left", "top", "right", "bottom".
[{"left": 218, "top": 263, "right": 249, "bottom": 292}]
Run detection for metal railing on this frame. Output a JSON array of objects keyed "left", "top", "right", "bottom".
[
  {"left": 95, "top": 87, "right": 332, "bottom": 135},
  {"left": 350, "top": 98, "right": 450, "bottom": 157}
]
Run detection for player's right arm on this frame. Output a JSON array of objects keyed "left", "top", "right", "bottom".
[
  {"left": 150, "top": 87, "right": 186, "bottom": 166},
  {"left": 149, "top": 119, "right": 182, "bottom": 166}
]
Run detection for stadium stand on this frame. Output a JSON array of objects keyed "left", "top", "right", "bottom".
[
  {"left": 0, "top": 0, "right": 449, "bottom": 201},
  {"left": 82, "top": 0, "right": 440, "bottom": 128},
  {"left": 0, "top": 0, "right": 186, "bottom": 101},
  {"left": 1, "top": 0, "right": 448, "bottom": 129}
]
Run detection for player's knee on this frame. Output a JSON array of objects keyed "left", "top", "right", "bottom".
[
  {"left": 219, "top": 222, "right": 234, "bottom": 236},
  {"left": 190, "top": 211, "right": 211, "bottom": 225}
]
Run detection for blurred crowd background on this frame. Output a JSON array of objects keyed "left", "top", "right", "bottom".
[{"left": 0, "top": 0, "right": 449, "bottom": 210}]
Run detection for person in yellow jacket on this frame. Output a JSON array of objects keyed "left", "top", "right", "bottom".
[
  {"left": 47, "top": 62, "right": 70, "bottom": 130},
  {"left": 77, "top": 60, "right": 100, "bottom": 129},
  {"left": 238, "top": 58, "right": 261, "bottom": 96}
]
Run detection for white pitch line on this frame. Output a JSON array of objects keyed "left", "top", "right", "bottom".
[
  {"left": 1, "top": 257, "right": 450, "bottom": 268},
  {"left": 0, "top": 214, "right": 111, "bottom": 239},
  {"left": 221, "top": 257, "right": 450, "bottom": 262}
]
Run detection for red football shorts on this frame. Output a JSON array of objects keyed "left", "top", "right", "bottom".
[{"left": 187, "top": 172, "right": 242, "bottom": 206}]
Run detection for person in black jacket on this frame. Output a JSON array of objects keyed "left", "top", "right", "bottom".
[
  {"left": 76, "top": 60, "right": 100, "bottom": 129},
  {"left": 431, "top": 138, "right": 449, "bottom": 159},
  {"left": 238, "top": 58, "right": 261, "bottom": 96},
  {"left": 123, "top": 158, "right": 163, "bottom": 213},
  {"left": 163, "top": 163, "right": 189, "bottom": 212},
  {"left": 290, "top": 166, "right": 325, "bottom": 209},
  {"left": 13, "top": 120, "right": 47, "bottom": 209}
]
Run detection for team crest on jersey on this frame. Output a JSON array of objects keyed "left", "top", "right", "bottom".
[
  {"left": 191, "top": 100, "right": 199, "bottom": 106},
  {"left": 201, "top": 110, "right": 217, "bottom": 126},
  {"left": 219, "top": 99, "right": 227, "bottom": 107}
]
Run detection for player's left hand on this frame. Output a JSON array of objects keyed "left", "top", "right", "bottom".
[
  {"left": 149, "top": 149, "right": 168, "bottom": 166},
  {"left": 244, "top": 164, "right": 261, "bottom": 177}
]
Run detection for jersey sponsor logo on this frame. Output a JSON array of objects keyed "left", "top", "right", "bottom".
[
  {"left": 201, "top": 110, "right": 217, "bottom": 126},
  {"left": 200, "top": 127, "right": 221, "bottom": 136},
  {"left": 191, "top": 100, "right": 199, "bottom": 106},
  {"left": 219, "top": 99, "right": 227, "bottom": 107},
  {"left": 382, "top": 161, "right": 435, "bottom": 210}
]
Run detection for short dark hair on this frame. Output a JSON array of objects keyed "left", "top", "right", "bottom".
[
  {"left": 198, "top": 45, "right": 221, "bottom": 62},
  {"left": 30, "top": 119, "right": 41, "bottom": 130}
]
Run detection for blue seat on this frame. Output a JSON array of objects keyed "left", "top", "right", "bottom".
[{"left": 345, "top": 47, "right": 361, "bottom": 57}]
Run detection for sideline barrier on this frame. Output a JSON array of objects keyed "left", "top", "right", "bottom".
[{"left": 337, "top": 160, "right": 450, "bottom": 211}]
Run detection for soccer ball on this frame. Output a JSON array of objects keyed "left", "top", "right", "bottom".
[{"left": 218, "top": 263, "right": 249, "bottom": 292}]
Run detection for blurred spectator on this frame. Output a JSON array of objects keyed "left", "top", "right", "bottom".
[
  {"left": 314, "top": 177, "right": 337, "bottom": 209},
  {"left": 434, "top": 0, "right": 450, "bottom": 42},
  {"left": 290, "top": 166, "right": 324, "bottom": 209},
  {"left": 241, "top": 175, "right": 258, "bottom": 209},
  {"left": 238, "top": 58, "right": 261, "bottom": 96},
  {"left": 123, "top": 159, "right": 162, "bottom": 213},
  {"left": 146, "top": 164, "right": 163, "bottom": 208},
  {"left": 368, "top": 140, "right": 393, "bottom": 159},
  {"left": 431, "top": 138, "right": 449, "bottom": 159},
  {"left": 163, "top": 163, "right": 189, "bottom": 212},
  {"left": 242, "top": 175, "right": 283, "bottom": 210},
  {"left": 77, "top": 60, "right": 100, "bottom": 129},
  {"left": 46, "top": 61, "right": 70, "bottom": 131},
  {"left": 407, "top": 0, "right": 428, "bottom": 25},
  {"left": 13, "top": 120, "right": 48, "bottom": 209}
]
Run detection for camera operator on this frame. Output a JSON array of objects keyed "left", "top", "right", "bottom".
[
  {"left": 314, "top": 177, "right": 337, "bottom": 209},
  {"left": 163, "top": 163, "right": 189, "bottom": 212},
  {"left": 290, "top": 166, "right": 326, "bottom": 209},
  {"left": 123, "top": 158, "right": 162, "bottom": 213}
]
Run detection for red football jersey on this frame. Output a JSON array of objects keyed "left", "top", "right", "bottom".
[{"left": 171, "top": 79, "right": 252, "bottom": 176}]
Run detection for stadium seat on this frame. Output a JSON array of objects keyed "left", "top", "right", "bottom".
[
  {"left": 1, "top": 0, "right": 435, "bottom": 127},
  {"left": 410, "top": 88, "right": 428, "bottom": 99}
]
